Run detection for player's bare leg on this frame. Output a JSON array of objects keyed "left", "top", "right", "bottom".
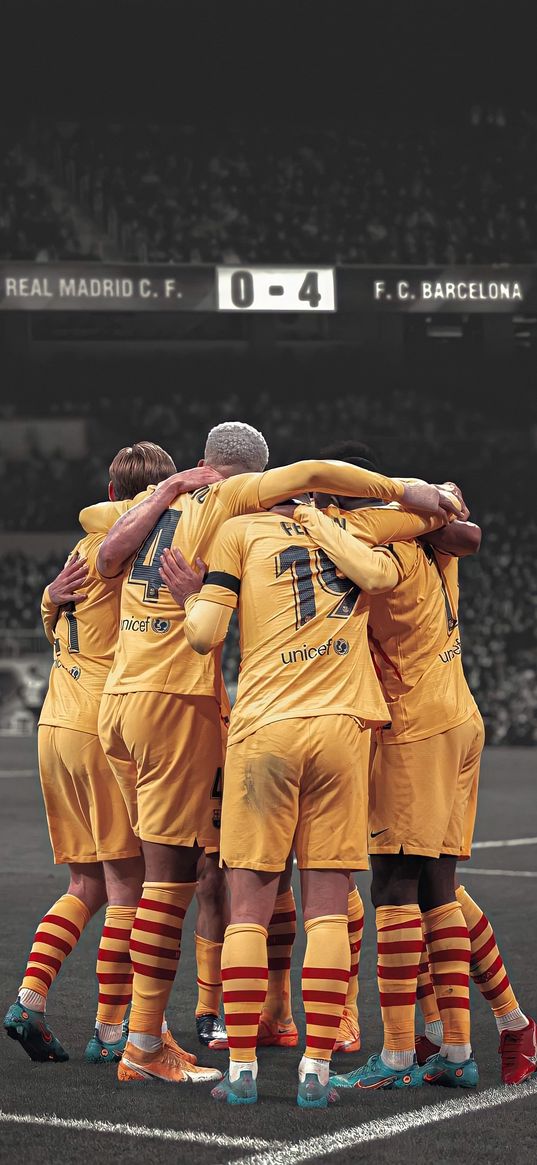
[
  {"left": 258, "top": 851, "right": 299, "bottom": 1047},
  {"left": 118, "top": 841, "right": 221, "bottom": 1084},
  {"left": 194, "top": 851, "right": 229, "bottom": 1048},
  {"left": 4, "top": 862, "right": 107, "bottom": 1062}
]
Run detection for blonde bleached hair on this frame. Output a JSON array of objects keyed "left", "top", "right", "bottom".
[{"left": 204, "top": 421, "right": 269, "bottom": 472}]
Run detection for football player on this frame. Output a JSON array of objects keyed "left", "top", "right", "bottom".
[
  {"left": 79, "top": 421, "right": 455, "bottom": 1086},
  {"left": 3, "top": 443, "right": 212, "bottom": 1072}
]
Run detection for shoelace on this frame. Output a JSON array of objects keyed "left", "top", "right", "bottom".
[{"left": 500, "top": 1030, "right": 524, "bottom": 1068}]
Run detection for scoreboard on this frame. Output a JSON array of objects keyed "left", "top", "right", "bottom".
[
  {"left": 216, "top": 267, "right": 336, "bottom": 311},
  {"left": 0, "top": 263, "right": 533, "bottom": 313}
]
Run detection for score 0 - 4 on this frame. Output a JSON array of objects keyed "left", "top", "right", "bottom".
[{"left": 217, "top": 267, "right": 336, "bottom": 311}]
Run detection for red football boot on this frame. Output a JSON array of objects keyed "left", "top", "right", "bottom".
[
  {"left": 415, "top": 1034, "right": 442, "bottom": 1065},
  {"left": 499, "top": 1017, "right": 537, "bottom": 1085}
]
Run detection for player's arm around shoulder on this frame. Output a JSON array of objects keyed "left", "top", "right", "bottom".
[
  {"left": 347, "top": 503, "right": 449, "bottom": 548},
  {"left": 293, "top": 503, "right": 400, "bottom": 594},
  {"left": 93, "top": 477, "right": 185, "bottom": 579},
  {"left": 420, "top": 519, "right": 482, "bottom": 558},
  {"left": 79, "top": 493, "right": 149, "bottom": 534}
]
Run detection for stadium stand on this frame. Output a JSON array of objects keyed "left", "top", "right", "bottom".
[{"left": 2, "top": 111, "right": 537, "bottom": 264}]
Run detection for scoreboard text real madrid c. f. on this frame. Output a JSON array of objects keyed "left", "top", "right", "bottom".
[{"left": 0, "top": 263, "right": 532, "bottom": 313}]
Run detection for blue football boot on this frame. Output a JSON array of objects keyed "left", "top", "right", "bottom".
[{"left": 3, "top": 999, "right": 68, "bottom": 1062}]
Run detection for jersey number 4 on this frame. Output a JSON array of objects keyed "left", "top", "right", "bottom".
[
  {"left": 275, "top": 545, "right": 360, "bottom": 630},
  {"left": 129, "top": 510, "right": 182, "bottom": 603}
]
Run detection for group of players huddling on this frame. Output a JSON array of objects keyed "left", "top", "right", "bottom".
[{"left": 4, "top": 424, "right": 536, "bottom": 1108}]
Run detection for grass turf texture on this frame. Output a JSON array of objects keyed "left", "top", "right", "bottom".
[{"left": 1, "top": 737, "right": 536, "bottom": 1165}]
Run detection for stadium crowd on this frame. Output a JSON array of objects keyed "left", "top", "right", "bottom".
[
  {"left": 1, "top": 110, "right": 537, "bottom": 264},
  {"left": 0, "top": 137, "right": 79, "bottom": 262}
]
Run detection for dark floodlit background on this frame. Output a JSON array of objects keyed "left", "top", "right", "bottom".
[{"left": 0, "top": 0, "right": 535, "bottom": 744}]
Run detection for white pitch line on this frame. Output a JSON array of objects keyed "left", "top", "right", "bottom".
[
  {"left": 0, "top": 1109, "right": 274, "bottom": 1151},
  {"left": 465, "top": 868, "right": 537, "bottom": 878},
  {"left": 472, "top": 837, "right": 537, "bottom": 849},
  {"left": 232, "top": 1079, "right": 537, "bottom": 1165}
]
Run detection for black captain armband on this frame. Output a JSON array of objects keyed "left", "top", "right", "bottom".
[{"left": 204, "top": 570, "right": 240, "bottom": 595}]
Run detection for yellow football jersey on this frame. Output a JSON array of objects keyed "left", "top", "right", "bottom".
[
  {"left": 199, "top": 512, "right": 390, "bottom": 746},
  {"left": 103, "top": 474, "right": 269, "bottom": 697},
  {"left": 39, "top": 532, "right": 123, "bottom": 736},
  {"left": 366, "top": 540, "right": 477, "bottom": 742},
  {"left": 100, "top": 463, "right": 406, "bottom": 698}
]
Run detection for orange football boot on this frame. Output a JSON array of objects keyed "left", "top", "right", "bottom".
[
  {"left": 257, "top": 1014, "right": 298, "bottom": 1047},
  {"left": 118, "top": 1039, "right": 221, "bottom": 1084},
  {"left": 163, "top": 1028, "right": 198, "bottom": 1065}
]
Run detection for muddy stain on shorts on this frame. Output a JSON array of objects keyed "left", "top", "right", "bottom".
[{"left": 243, "top": 753, "right": 292, "bottom": 815}]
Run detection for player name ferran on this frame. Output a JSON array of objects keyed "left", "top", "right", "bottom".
[{"left": 4, "top": 277, "right": 136, "bottom": 298}]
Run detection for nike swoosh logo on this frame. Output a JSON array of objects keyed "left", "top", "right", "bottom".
[
  {"left": 356, "top": 1077, "right": 393, "bottom": 1089},
  {"left": 370, "top": 829, "right": 389, "bottom": 838}
]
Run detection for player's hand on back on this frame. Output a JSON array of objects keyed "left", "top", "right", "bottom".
[
  {"left": 155, "top": 466, "right": 221, "bottom": 495},
  {"left": 48, "top": 552, "right": 89, "bottom": 606},
  {"left": 159, "top": 547, "right": 207, "bottom": 607}
]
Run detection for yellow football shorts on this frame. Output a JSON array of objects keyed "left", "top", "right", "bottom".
[
  {"left": 368, "top": 708, "right": 485, "bottom": 860},
  {"left": 221, "top": 715, "right": 370, "bottom": 872},
  {"left": 98, "top": 691, "right": 224, "bottom": 849},
  {"left": 38, "top": 725, "right": 140, "bottom": 865}
]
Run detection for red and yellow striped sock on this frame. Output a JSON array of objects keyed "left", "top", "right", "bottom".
[
  {"left": 262, "top": 888, "right": 297, "bottom": 1023},
  {"left": 456, "top": 885, "right": 519, "bottom": 1018},
  {"left": 423, "top": 901, "right": 471, "bottom": 1046},
  {"left": 221, "top": 923, "right": 268, "bottom": 1063},
  {"left": 343, "top": 886, "right": 364, "bottom": 1026},
  {"left": 416, "top": 936, "right": 442, "bottom": 1025},
  {"left": 376, "top": 905, "right": 423, "bottom": 1050},
  {"left": 129, "top": 882, "right": 196, "bottom": 1036},
  {"left": 96, "top": 905, "right": 136, "bottom": 1025},
  {"left": 20, "top": 893, "right": 90, "bottom": 1002},
  {"left": 302, "top": 915, "right": 350, "bottom": 1061},
  {"left": 195, "top": 933, "right": 223, "bottom": 1018}
]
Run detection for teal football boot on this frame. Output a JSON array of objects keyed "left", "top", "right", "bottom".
[
  {"left": 211, "top": 1068, "right": 258, "bottom": 1104},
  {"left": 3, "top": 1000, "right": 68, "bottom": 1062},
  {"left": 297, "top": 1071, "right": 339, "bottom": 1108},
  {"left": 330, "top": 1052, "right": 423, "bottom": 1090},
  {"left": 420, "top": 1052, "right": 479, "bottom": 1088}
]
